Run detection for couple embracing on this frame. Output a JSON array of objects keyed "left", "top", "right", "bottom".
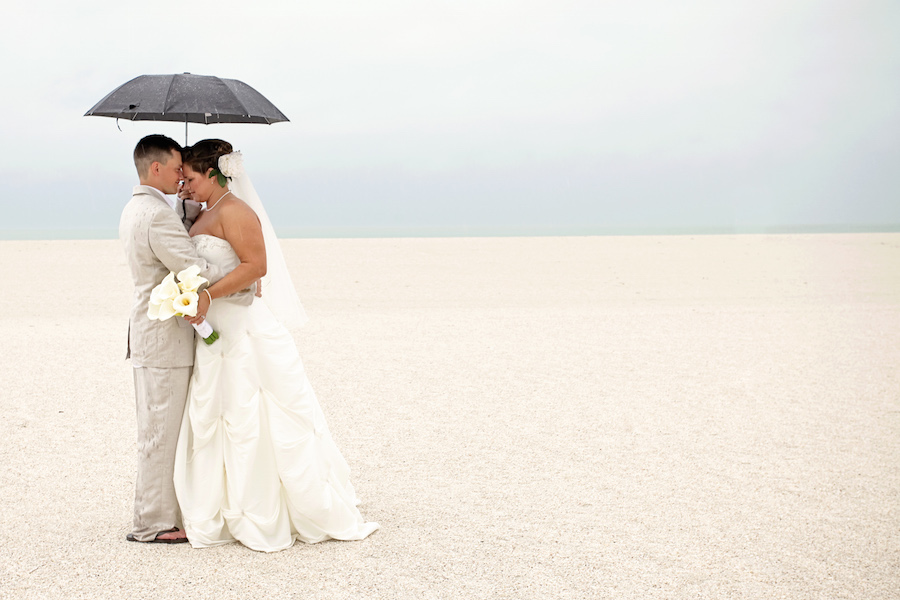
[{"left": 120, "top": 135, "right": 378, "bottom": 552}]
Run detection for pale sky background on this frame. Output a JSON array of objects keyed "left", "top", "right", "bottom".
[{"left": 1, "top": 0, "right": 898, "bottom": 237}]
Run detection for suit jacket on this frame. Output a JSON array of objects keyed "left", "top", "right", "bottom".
[{"left": 120, "top": 185, "right": 238, "bottom": 367}]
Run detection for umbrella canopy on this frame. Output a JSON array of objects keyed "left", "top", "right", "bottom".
[{"left": 84, "top": 73, "right": 289, "bottom": 125}]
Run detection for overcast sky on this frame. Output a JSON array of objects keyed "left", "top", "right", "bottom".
[{"left": 2, "top": 0, "right": 898, "bottom": 236}]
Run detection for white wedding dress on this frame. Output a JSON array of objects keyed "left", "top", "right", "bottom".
[{"left": 173, "top": 234, "right": 379, "bottom": 552}]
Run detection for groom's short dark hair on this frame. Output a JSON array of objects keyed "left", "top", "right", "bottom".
[{"left": 134, "top": 135, "right": 182, "bottom": 178}]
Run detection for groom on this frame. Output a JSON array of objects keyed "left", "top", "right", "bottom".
[{"left": 119, "top": 134, "right": 249, "bottom": 543}]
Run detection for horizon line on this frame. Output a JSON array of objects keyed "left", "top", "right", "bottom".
[{"left": 1, "top": 223, "right": 899, "bottom": 241}]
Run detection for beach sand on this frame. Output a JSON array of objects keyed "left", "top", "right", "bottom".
[{"left": 1, "top": 234, "right": 898, "bottom": 599}]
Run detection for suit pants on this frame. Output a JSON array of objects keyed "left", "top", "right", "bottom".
[{"left": 131, "top": 365, "right": 192, "bottom": 541}]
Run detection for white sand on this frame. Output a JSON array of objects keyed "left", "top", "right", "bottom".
[{"left": 0, "top": 234, "right": 898, "bottom": 599}]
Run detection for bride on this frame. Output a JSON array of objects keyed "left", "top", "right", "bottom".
[{"left": 173, "top": 139, "right": 379, "bottom": 552}]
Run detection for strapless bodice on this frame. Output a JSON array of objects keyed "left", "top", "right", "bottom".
[{"left": 193, "top": 234, "right": 240, "bottom": 274}]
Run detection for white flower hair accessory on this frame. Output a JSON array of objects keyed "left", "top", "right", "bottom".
[{"left": 218, "top": 151, "right": 244, "bottom": 179}]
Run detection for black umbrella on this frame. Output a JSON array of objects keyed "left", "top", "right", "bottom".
[{"left": 85, "top": 72, "right": 289, "bottom": 143}]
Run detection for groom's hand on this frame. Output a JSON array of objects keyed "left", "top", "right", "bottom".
[{"left": 177, "top": 180, "right": 192, "bottom": 201}]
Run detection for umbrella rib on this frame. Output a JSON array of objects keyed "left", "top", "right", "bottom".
[{"left": 162, "top": 74, "right": 177, "bottom": 118}]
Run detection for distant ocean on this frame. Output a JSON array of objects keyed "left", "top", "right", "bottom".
[{"left": 2, "top": 224, "right": 899, "bottom": 240}]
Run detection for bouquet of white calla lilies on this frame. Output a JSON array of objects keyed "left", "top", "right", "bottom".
[{"left": 148, "top": 266, "right": 219, "bottom": 345}]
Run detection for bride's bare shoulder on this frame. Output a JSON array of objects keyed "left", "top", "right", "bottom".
[
  {"left": 219, "top": 195, "right": 259, "bottom": 222},
  {"left": 218, "top": 196, "right": 263, "bottom": 248}
]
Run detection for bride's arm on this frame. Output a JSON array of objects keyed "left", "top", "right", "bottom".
[{"left": 189, "top": 201, "right": 267, "bottom": 321}]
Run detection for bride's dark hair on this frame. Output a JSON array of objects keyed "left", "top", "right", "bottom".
[{"left": 183, "top": 139, "right": 233, "bottom": 174}]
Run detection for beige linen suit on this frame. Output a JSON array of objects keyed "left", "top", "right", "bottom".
[{"left": 119, "top": 185, "right": 229, "bottom": 541}]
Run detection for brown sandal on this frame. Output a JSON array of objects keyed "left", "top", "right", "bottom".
[{"left": 126, "top": 527, "right": 189, "bottom": 544}]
